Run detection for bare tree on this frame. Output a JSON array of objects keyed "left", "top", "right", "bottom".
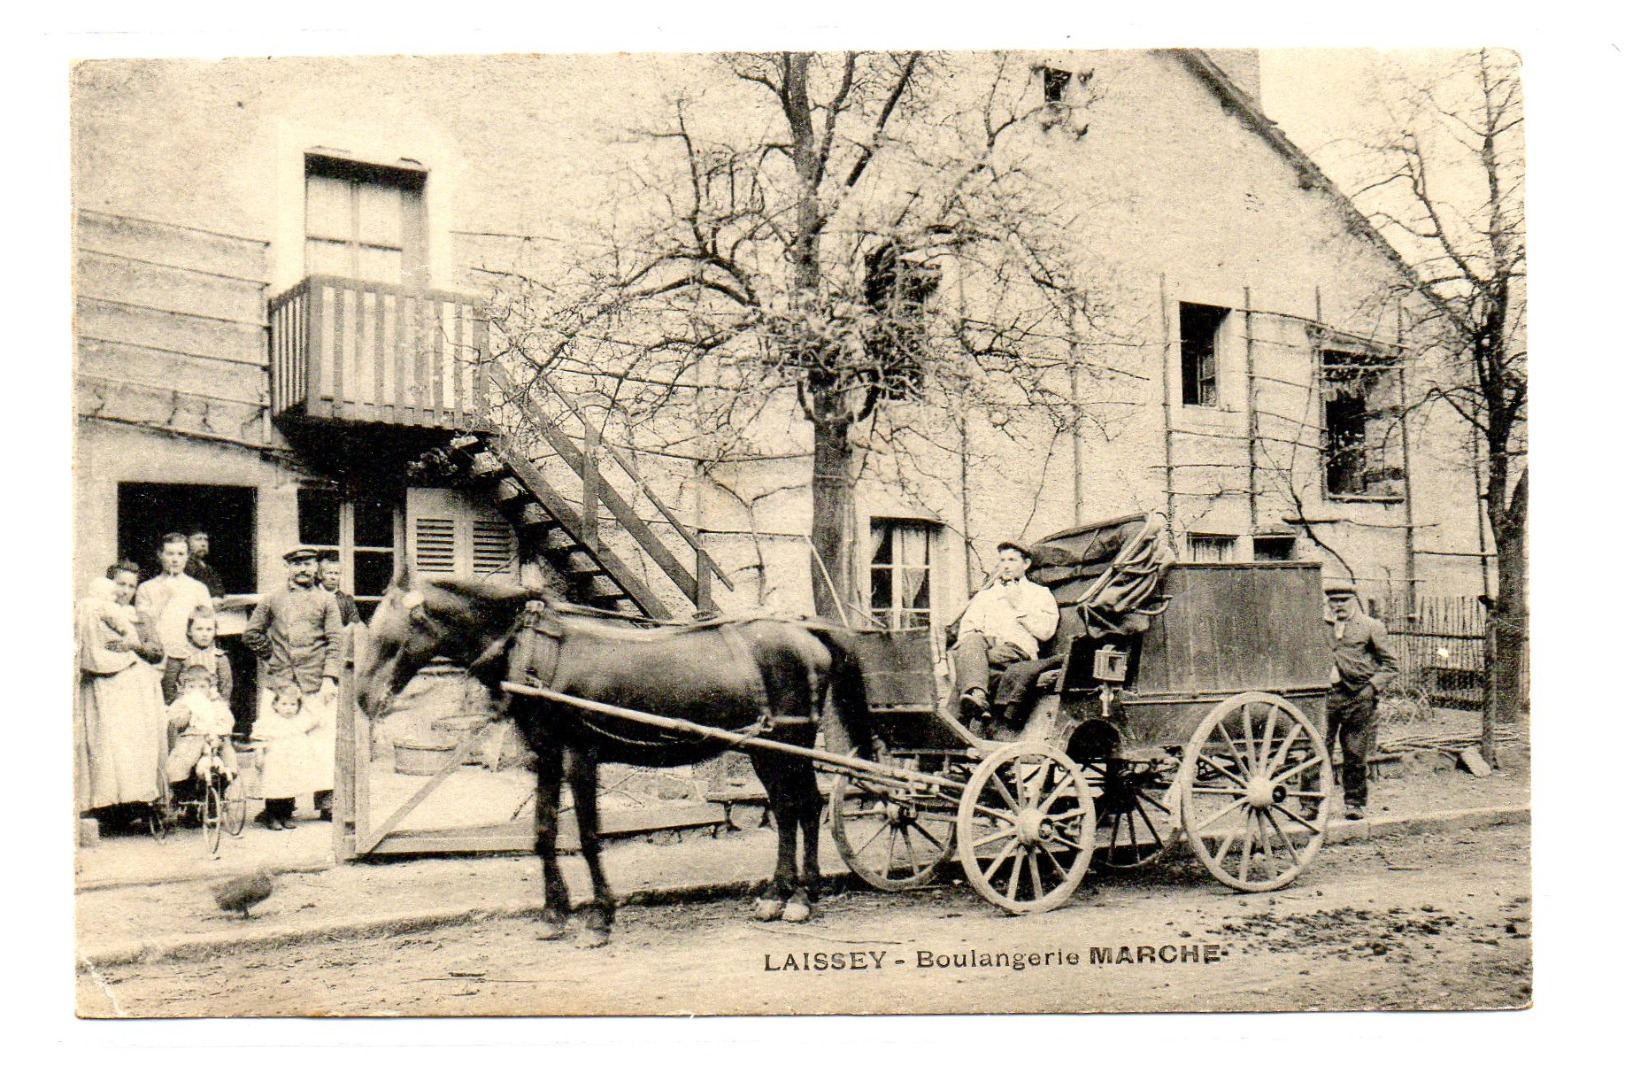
[
  {"left": 482, "top": 51, "right": 1120, "bottom": 618},
  {"left": 1352, "top": 49, "right": 1526, "bottom": 755}
]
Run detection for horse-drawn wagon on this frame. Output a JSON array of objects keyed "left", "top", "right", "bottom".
[
  {"left": 831, "top": 512, "right": 1334, "bottom": 913},
  {"left": 359, "top": 510, "right": 1333, "bottom": 939}
]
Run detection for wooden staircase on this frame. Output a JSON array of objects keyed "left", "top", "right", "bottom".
[{"left": 432, "top": 367, "right": 731, "bottom": 620}]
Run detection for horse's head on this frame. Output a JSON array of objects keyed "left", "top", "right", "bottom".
[
  {"left": 358, "top": 568, "right": 446, "bottom": 720},
  {"left": 359, "top": 567, "right": 538, "bottom": 719}
]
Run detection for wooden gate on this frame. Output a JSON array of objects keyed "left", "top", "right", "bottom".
[{"left": 329, "top": 626, "right": 731, "bottom": 861}]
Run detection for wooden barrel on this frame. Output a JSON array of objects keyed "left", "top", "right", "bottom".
[{"left": 394, "top": 737, "right": 457, "bottom": 776}]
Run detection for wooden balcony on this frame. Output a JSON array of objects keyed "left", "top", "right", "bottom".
[{"left": 270, "top": 275, "right": 488, "bottom": 430}]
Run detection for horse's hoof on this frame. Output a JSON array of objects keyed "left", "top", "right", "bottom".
[
  {"left": 578, "top": 928, "right": 611, "bottom": 949},
  {"left": 782, "top": 899, "right": 812, "bottom": 923},
  {"left": 753, "top": 898, "right": 785, "bottom": 921},
  {"left": 536, "top": 913, "right": 569, "bottom": 941}
]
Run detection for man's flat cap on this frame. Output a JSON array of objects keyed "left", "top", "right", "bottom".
[
  {"left": 1322, "top": 577, "right": 1358, "bottom": 598},
  {"left": 283, "top": 547, "right": 320, "bottom": 563}
]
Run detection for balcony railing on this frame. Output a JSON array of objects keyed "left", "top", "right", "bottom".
[{"left": 270, "top": 275, "right": 487, "bottom": 429}]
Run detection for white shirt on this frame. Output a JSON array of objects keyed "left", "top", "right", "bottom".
[
  {"left": 135, "top": 572, "right": 212, "bottom": 659},
  {"left": 959, "top": 577, "right": 1059, "bottom": 659}
]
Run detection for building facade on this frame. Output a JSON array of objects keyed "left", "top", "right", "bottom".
[{"left": 72, "top": 50, "right": 1488, "bottom": 659}]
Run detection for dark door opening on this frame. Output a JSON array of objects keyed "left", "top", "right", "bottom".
[
  {"left": 117, "top": 484, "right": 259, "bottom": 735},
  {"left": 116, "top": 484, "right": 257, "bottom": 591}
]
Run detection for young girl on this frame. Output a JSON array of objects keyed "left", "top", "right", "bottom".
[
  {"left": 163, "top": 663, "right": 239, "bottom": 801},
  {"left": 251, "top": 684, "right": 319, "bottom": 830},
  {"left": 162, "top": 607, "right": 232, "bottom": 706}
]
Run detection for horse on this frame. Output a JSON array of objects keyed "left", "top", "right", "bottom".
[{"left": 357, "top": 568, "right": 872, "bottom": 947}]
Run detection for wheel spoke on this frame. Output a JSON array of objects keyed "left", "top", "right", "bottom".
[
  {"left": 1004, "top": 849, "right": 1025, "bottom": 901},
  {"left": 900, "top": 825, "right": 921, "bottom": 876},
  {"left": 1264, "top": 721, "right": 1306, "bottom": 777},
  {"left": 984, "top": 834, "right": 1020, "bottom": 879},
  {"left": 1192, "top": 794, "right": 1248, "bottom": 833},
  {"left": 911, "top": 821, "right": 947, "bottom": 853},
  {"left": 1275, "top": 804, "right": 1320, "bottom": 832},
  {"left": 1027, "top": 849, "right": 1046, "bottom": 899},
  {"left": 1132, "top": 797, "right": 1167, "bottom": 850},
  {"left": 1235, "top": 813, "right": 1254, "bottom": 884},
  {"left": 1037, "top": 772, "right": 1076, "bottom": 815},
  {"left": 1034, "top": 839, "right": 1068, "bottom": 879},
  {"left": 972, "top": 826, "right": 1019, "bottom": 849},
  {"left": 988, "top": 768, "right": 1021, "bottom": 813},
  {"left": 1253, "top": 810, "right": 1277, "bottom": 880},
  {"left": 1194, "top": 752, "right": 1249, "bottom": 789},
  {"left": 854, "top": 817, "right": 889, "bottom": 857},
  {"left": 1190, "top": 785, "right": 1248, "bottom": 797},
  {"left": 1215, "top": 720, "right": 1253, "bottom": 776},
  {"left": 883, "top": 825, "right": 899, "bottom": 872},
  {"left": 1264, "top": 809, "right": 1302, "bottom": 868},
  {"left": 972, "top": 802, "right": 1019, "bottom": 825},
  {"left": 1260, "top": 704, "right": 1279, "bottom": 761},
  {"left": 1270, "top": 754, "right": 1325, "bottom": 788},
  {"left": 1047, "top": 830, "right": 1091, "bottom": 852}
]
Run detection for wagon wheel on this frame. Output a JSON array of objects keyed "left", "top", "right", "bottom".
[
  {"left": 1088, "top": 756, "right": 1179, "bottom": 870},
  {"left": 202, "top": 779, "right": 224, "bottom": 856},
  {"left": 829, "top": 761, "right": 956, "bottom": 891},
  {"left": 221, "top": 773, "right": 248, "bottom": 837},
  {"left": 956, "top": 742, "right": 1095, "bottom": 914},
  {"left": 1177, "top": 692, "right": 1331, "bottom": 892}
]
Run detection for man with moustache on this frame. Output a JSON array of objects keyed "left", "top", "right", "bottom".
[
  {"left": 135, "top": 533, "right": 214, "bottom": 700},
  {"left": 243, "top": 547, "right": 343, "bottom": 821}
]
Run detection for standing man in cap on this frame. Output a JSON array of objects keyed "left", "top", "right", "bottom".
[
  {"left": 1323, "top": 578, "right": 1400, "bottom": 820},
  {"left": 951, "top": 541, "right": 1059, "bottom": 732},
  {"left": 243, "top": 547, "right": 343, "bottom": 821}
]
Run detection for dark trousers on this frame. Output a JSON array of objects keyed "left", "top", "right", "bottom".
[
  {"left": 261, "top": 797, "right": 295, "bottom": 821},
  {"left": 952, "top": 632, "right": 1031, "bottom": 708},
  {"left": 1326, "top": 684, "right": 1377, "bottom": 807}
]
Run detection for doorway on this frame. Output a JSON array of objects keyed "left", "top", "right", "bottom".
[{"left": 116, "top": 483, "right": 257, "bottom": 589}]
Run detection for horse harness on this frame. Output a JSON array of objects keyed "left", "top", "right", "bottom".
[{"left": 504, "top": 601, "right": 817, "bottom": 749}]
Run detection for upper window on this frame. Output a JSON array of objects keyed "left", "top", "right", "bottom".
[
  {"left": 1321, "top": 349, "right": 1406, "bottom": 500},
  {"left": 1039, "top": 66, "right": 1072, "bottom": 105},
  {"left": 1251, "top": 535, "right": 1297, "bottom": 561},
  {"left": 304, "top": 154, "right": 426, "bottom": 286},
  {"left": 1180, "top": 302, "right": 1228, "bottom": 407},
  {"left": 869, "top": 519, "right": 935, "bottom": 631}
]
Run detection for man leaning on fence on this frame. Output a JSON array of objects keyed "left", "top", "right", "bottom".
[{"left": 1322, "top": 578, "right": 1400, "bottom": 821}]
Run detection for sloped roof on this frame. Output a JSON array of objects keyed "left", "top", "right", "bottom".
[{"left": 1167, "top": 48, "right": 1425, "bottom": 291}]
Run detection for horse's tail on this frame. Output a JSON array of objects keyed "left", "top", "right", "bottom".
[{"left": 805, "top": 625, "right": 873, "bottom": 760}]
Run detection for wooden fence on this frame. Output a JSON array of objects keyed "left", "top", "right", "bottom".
[{"left": 1376, "top": 595, "right": 1530, "bottom": 710}]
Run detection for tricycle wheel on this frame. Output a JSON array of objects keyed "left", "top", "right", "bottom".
[
  {"left": 1177, "top": 692, "right": 1330, "bottom": 892},
  {"left": 1089, "top": 756, "right": 1178, "bottom": 869},
  {"left": 829, "top": 762, "right": 955, "bottom": 891},
  {"left": 956, "top": 742, "right": 1094, "bottom": 914},
  {"left": 202, "top": 779, "right": 224, "bottom": 856}
]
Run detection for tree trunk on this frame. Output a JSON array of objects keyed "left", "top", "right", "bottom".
[
  {"left": 809, "top": 398, "right": 854, "bottom": 621},
  {"left": 1482, "top": 469, "right": 1527, "bottom": 766}
]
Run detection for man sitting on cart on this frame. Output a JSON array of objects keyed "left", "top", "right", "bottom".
[{"left": 951, "top": 541, "right": 1059, "bottom": 735}]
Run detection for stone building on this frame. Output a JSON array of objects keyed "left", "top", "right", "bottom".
[{"left": 72, "top": 49, "right": 1487, "bottom": 658}]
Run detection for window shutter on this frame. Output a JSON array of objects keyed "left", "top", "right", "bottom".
[
  {"left": 472, "top": 517, "right": 516, "bottom": 576},
  {"left": 406, "top": 487, "right": 518, "bottom": 582}
]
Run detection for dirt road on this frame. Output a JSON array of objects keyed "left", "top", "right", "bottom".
[{"left": 77, "top": 823, "right": 1529, "bottom": 1017}]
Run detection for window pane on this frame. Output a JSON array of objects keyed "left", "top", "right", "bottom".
[
  {"left": 298, "top": 490, "right": 341, "bottom": 547},
  {"left": 870, "top": 566, "right": 893, "bottom": 611},
  {"left": 357, "top": 183, "right": 403, "bottom": 246},
  {"left": 353, "top": 496, "right": 395, "bottom": 547},
  {"left": 305, "top": 175, "right": 353, "bottom": 241},
  {"left": 357, "top": 245, "right": 403, "bottom": 283},
  {"left": 354, "top": 550, "right": 394, "bottom": 598},
  {"left": 306, "top": 239, "right": 353, "bottom": 278},
  {"left": 902, "top": 568, "right": 930, "bottom": 612},
  {"left": 870, "top": 526, "right": 892, "bottom": 566},
  {"left": 895, "top": 524, "right": 929, "bottom": 567}
]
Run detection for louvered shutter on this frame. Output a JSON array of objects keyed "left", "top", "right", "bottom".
[{"left": 406, "top": 488, "right": 517, "bottom": 583}]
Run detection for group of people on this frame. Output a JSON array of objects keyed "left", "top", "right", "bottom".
[
  {"left": 950, "top": 538, "right": 1398, "bottom": 821},
  {"left": 74, "top": 531, "right": 363, "bottom": 837}
]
